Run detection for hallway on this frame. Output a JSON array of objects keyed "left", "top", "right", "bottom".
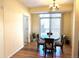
[{"left": 12, "top": 42, "right": 72, "bottom": 58}]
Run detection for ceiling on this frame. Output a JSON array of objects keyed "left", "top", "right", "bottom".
[{"left": 18, "top": 0, "right": 73, "bottom": 8}]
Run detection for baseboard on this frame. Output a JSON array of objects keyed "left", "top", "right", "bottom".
[{"left": 8, "top": 45, "right": 24, "bottom": 58}]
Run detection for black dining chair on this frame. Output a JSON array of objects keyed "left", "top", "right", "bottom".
[
  {"left": 44, "top": 38, "right": 54, "bottom": 57},
  {"left": 54, "top": 34, "right": 65, "bottom": 53},
  {"left": 36, "top": 34, "right": 45, "bottom": 51}
]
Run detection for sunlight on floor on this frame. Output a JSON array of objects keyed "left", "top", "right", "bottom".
[
  {"left": 55, "top": 47, "right": 61, "bottom": 57},
  {"left": 39, "top": 45, "right": 44, "bottom": 56}
]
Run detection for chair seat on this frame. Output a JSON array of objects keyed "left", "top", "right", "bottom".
[
  {"left": 38, "top": 39, "right": 45, "bottom": 45},
  {"left": 44, "top": 48, "right": 54, "bottom": 50},
  {"left": 55, "top": 42, "right": 62, "bottom": 46},
  {"left": 55, "top": 40, "right": 62, "bottom": 46},
  {"left": 38, "top": 39, "right": 45, "bottom": 43}
]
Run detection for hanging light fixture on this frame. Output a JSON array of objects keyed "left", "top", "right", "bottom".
[{"left": 49, "top": 0, "right": 59, "bottom": 11}]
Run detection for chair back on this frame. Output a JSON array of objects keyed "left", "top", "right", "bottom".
[
  {"left": 32, "top": 33, "right": 36, "bottom": 39},
  {"left": 37, "top": 34, "right": 39, "bottom": 39},
  {"left": 44, "top": 38, "right": 54, "bottom": 49},
  {"left": 36, "top": 34, "right": 39, "bottom": 41},
  {"left": 61, "top": 34, "right": 65, "bottom": 45}
]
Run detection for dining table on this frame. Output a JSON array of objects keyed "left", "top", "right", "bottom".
[{"left": 40, "top": 33, "right": 60, "bottom": 41}]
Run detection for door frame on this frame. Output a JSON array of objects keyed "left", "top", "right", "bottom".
[{"left": 23, "top": 15, "right": 28, "bottom": 45}]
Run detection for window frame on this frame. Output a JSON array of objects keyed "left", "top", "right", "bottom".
[{"left": 39, "top": 13, "right": 62, "bottom": 37}]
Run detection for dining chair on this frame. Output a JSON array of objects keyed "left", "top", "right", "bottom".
[
  {"left": 44, "top": 38, "right": 54, "bottom": 57},
  {"left": 54, "top": 34, "right": 65, "bottom": 53},
  {"left": 36, "top": 34, "right": 45, "bottom": 51},
  {"left": 31, "top": 33, "right": 36, "bottom": 42}
]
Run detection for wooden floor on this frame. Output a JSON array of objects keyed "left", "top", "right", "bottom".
[{"left": 11, "top": 41, "right": 72, "bottom": 58}]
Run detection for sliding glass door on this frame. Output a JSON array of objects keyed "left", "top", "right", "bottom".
[
  {"left": 40, "top": 18, "right": 50, "bottom": 38},
  {"left": 51, "top": 18, "right": 61, "bottom": 38},
  {"left": 40, "top": 13, "right": 62, "bottom": 38}
]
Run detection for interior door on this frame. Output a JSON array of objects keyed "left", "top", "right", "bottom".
[{"left": 23, "top": 15, "right": 28, "bottom": 45}]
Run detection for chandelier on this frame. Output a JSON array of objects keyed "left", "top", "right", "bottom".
[{"left": 49, "top": 0, "right": 59, "bottom": 11}]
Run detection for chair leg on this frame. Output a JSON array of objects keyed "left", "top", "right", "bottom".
[
  {"left": 51, "top": 50, "right": 53, "bottom": 57},
  {"left": 44, "top": 49, "right": 46, "bottom": 57},
  {"left": 37, "top": 44, "right": 39, "bottom": 51},
  {"left": 61, "top": 46, "right": 63, "bottom": 53},
  {"left": 55, "top": 46, "right": 56, "bottom": 52}
]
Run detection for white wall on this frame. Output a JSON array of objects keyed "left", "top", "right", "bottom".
[
  {"left": 72, "top": 0, "right": 79, "bottom": 57},
  {"left": 63, "top": 12, "right": 72, "bottom": 37},
  {"left": 31, "top": 14, "right": 40, "bottom": 33},
  {"left": 4, "top": 0, "right": 31, "bottom": 57},
  {"left": 0, "top": 0, "right": 4, "bottom": 57}
]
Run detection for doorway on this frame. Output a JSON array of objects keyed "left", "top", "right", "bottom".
[{"left": 23, "top": 15, "right": 28, "bottom": 45}]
